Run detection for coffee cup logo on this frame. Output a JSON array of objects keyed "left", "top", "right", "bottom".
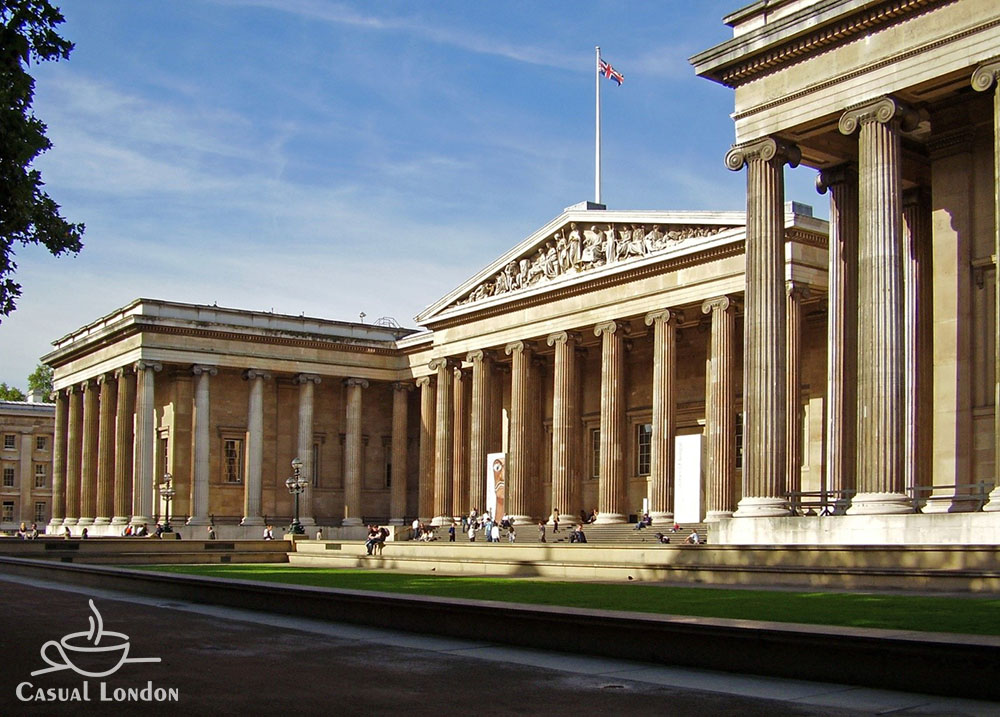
[{"left": 31, "top": 600, "right": 161, "bottom": 678}]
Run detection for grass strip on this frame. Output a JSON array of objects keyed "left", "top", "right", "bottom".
[{"left": 141, "top": 564, "right": 1000, "bottom": 636}]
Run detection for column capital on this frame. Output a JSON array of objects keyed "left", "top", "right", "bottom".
[
  {"left": 428, "top": 357, "right": 460, "bottom": 372},
  {"left": 593, "top": 320, "right": 629, "bottom": 338},
  {"left": 96, "top": 373, "right": 114, "bottom": 386},
  {"left": 971, "top": 58, "right": 1000, "bottom": 92},
  {"left": 293, "top": 372, "right": 321, "bottom": 384},
  {"left": 343, "top": 377, "right": 370, "bottom": 389},
  {"left": 816, "top": 163, "right": 857, "bottom": 194},
  {"left": 466, "top": 349, "right": 496, "bottom": 364},
  {"left": 546, "top": 330, "right": 581, "bottom": 347},
  {"left": 725, "top": 137, "right": 800, "bottom": 172},
  {"left": 133, "top": 360, "right": 162, "bottom": 373},
  {"left": 504, "top": 340, "right": 535, "bottom": 356},
  {"left": 701, "top": 295, "right": 737, "bottom": 315},
  {"left": 453, "top": 366, "right": 470, "bottom": 381},
  {"left": 243, "top": 368, "right": 270, "bottom": 381},
  {"left": 786, "top": 281, "right": 810, "bottom": 300},
  {"left": 80, "top": 377, "right": 98, "bottom": 391},
  {"left": 112, "top": 365, "right": 133, "bottom": 381},
  {"left": 192, "top": 365, "right": 219, "bottom": 377},
  {"left": 392, "top": 381, "right": 415, "bottom": 392},
  {"left": 839, "top": 96, "right": 919, "bottom": 136},
  {"left": 415, "top": 375, "right": 434, "bottom": 388},
  {"left": 643, "top": 309, "right": 684, "bottom": 327}
]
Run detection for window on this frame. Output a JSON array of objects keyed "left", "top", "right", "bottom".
[
  {"left": 34, "top": 464, "right": 46, "bottom": 488},
  {"left": 2, "top": 467, "right": 13, "bottom": 487},
  {"left": 591, "top": 428, "right": 601, "bottom": 479},
  {"left": 34, "top": 502, "right": 46, "bottom": 524},
  {"left": 312, "top": 441, "right": 321, "bottom": 487},
  {"left": 1, "top": 501, "right": 13, "bottom": 522},
  {"left": 382, "top": 436, "right": 392, "bottom": 488},
  {"left": 636, "top": 423, "right": 652, "bottom": 476},
  {"left": 223, "top": 438, "right": 244, "bottom": 483},
  {"left": 3, "top": 434, "right": 14, "bottom": 450},
  {"left": 35, "top": 436, "right": 46, "bottom": 451},
  {"left": 735, "top": 413, "right": 744, "bottom": 470}
]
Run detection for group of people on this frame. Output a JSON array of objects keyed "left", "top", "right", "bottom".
[
  {"left": 462, "top": 509, "right": 515, "bottom": 543},
  {"left": 365, "top": 524, "right": 389, "bottom": 555},
  {"left": 15, "top": 522, "right": 39, "bottom": 540}
]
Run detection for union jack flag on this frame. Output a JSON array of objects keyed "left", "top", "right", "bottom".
[{"left": 599, "top": 58, "right": 624, "bottom": 86}]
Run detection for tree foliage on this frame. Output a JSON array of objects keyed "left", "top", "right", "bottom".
[
  {"left": 0, "top": 381, "right": 26, "bottom": 400},
  {"left": 0, "top": 0, "right": 84, "bottom": 319},
  {"left": 26, "top": 361, "right": 51, "bottom": 394}
]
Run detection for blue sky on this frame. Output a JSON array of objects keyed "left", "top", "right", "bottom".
[{"left": 0, "top": 0, "right": 825, "bottom": 389}]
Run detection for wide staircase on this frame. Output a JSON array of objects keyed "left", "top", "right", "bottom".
[{"left": 538, "top": 522, "right": 708, "bottom": 545}]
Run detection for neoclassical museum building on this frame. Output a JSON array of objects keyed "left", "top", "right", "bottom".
[{"left": 41, "top": 0, "right": 1000, "bottom": 542}]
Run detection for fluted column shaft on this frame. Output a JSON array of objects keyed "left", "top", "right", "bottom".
[
  {"left": 429, "top": 359, "right": 455, "bottom": 525},
  {"left": 972, "top": 62, "right": 1000, "bottom": 511},
  {"left": 95, "top": 374, "right": 116, "bottom": 525},
  {"left": 416, "top": 376, "right": 436, "bottom": 521},
  {"left": 452, "top": 368, "right": 470, "bottom": 519},
  {"left": 505, "top": 341, "right": 535, "bottom": 523},
  {"left": 817, "top": 166, "right": 859, "bottom": 508},
  {"left": 295, "top": 374, "right": 321, "bottom": 526},
  {"left": 112, "top": 367, "right": 135, "bottom": 525},
  {"left": 188, "top": 366, "right": 216, "bottom": 526},
  {"left": 390, "top": 382, "right": 412, "bottom": 524},
  {"left": 132, "top": 360, "right": 161, "bottom": 525},
  {"left": 467, "top": 350, "right": 494, "bottom": 514},
  {"left": 840, "top": 98, "right": 915, "bottom": 514},
  {"left": 702, "top": 298, "right": 737, "bottom": 520},
  {"left": 78, "top": 379, "right": 99, "bottom": 526},
  {"left": 785, "top": 283, "right": 807, "bottom": 500},
  {"left": 342, "top": 377, "right": 368, "bottom": 527},
  {"left": 51, "top": 390, "right": 68, "bottom": 527},
  {"left": 64, "top": 386, "right": 82, "bottom": 526},
  {"left": 241, "top": 369, "right": 268, "bottom": 526},
  {"left": 547, "top": 331, "right": 580, "bottom": 523},
  {"left": 645, "top": 311, "right": 681, "bottom": 522},
  {"left": 903, "top": 193, "right": 932, "bottom": 503},
  {"left": 727, "top": 138, "right": 797, "bottom": 517},
  {"left": 594, "top": 321, "right": 628, "bottom": 524}
]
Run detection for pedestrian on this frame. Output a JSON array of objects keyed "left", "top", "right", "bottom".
[
  {"left": 508, "top": 522, "right": 516, "bottom": 543},
  {"left": 468, "top": 523, "right": 476, "bottom": 541},
  {"left": 207, "top": 525, "right": 216, "bottom": 540},
  {"left": 448, "top": 523, "right": 456, "bottom": 542},
  {"left": 315, "top": 528, "right": 323, "bottom": 540},
  {"left": 263, "top": 525, "right": 274, "bottom": 540},
  {"left": 551, "top": 508, "right": 560, "bottom": 533},
  {"left": 538, "top": 521, "right": 546, "bottom": 543},
  {"left": 490, "top": 523, "right": 500, "bottom": 543},
  {"left": 411, "top": 517, "right": 421, "bottom": 540}
]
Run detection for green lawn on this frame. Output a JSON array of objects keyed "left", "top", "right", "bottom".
[{"left": 142, "top": 564, "right": 1000, "bottom": 636}]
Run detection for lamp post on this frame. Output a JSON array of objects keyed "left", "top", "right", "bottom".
[
  {"left": 286, "top": 457, "right": 307, "bottom": 535},
  {"left": 159, "top": 473, "right": 175, "bottom": 532}
]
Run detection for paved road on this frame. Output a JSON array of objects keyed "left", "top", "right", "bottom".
[{"left": 0, "top": 573, "right": 994, "bottom": 716}]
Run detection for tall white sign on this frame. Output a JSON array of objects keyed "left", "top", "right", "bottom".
[{"left": 673, "top": 434, "right": 703, "bottom": 523}]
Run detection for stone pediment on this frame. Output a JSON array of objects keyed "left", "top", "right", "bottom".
[{"left": 417, "top": 205, "right": 745, "bottom": 324}]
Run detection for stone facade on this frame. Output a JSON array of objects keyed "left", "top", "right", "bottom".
[{"left": 0, "top": 397, "right": 55, "bottom": 531}]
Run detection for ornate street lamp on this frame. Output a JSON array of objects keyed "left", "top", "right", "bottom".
[
  {"left": 285, "top": 457, "right": 307, "bottom": 535},
  {"left": 159, "top": 473, "right": 175, "bottom": 532}
]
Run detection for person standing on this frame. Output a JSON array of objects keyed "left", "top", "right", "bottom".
[
  {"left": 551, "top": 508, "right": 560, "bottom": 533},
  {"left": 490, "top": 523, "right": 500, "bottom": 543},
  {"left": 538, "top": 521, "right": 546, "bottom": 543}
]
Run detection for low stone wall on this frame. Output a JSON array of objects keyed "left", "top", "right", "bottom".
[{"left": 2, "top": 556, "right": 997, "bottom": 701}]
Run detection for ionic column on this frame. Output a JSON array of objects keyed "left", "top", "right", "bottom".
[
  {"left": 188, "top": 365, "right": 217, "bottom": 526},
  {"left": 702, "top": 298, "right": 737, "bottom": 521},
  {"left": 467, "top": 350, "right": 495, "bottom": 514},
  {"left": 840, "top": 97, "right": 917, "bottom": 514},
  {"left": 416, "top": 375, "right": 436, "bottom": 522},
  {"left": 505, "top": 340, "right": 536, "bottom": 523},
  {"left": 241, "top": 369, "right": 269, "bottom": 527},
  {"left": 390, "top": 382, "right": 412, "bottom": 524},
  {"left": 547, "top": 331, "right": 581, "bottom": 524},
  {"left": 452, "top": 367, "right": 470, "bottom": 520},
  {"left": 50, "top": 390, "right": 68, "bottom": 529},
  {"left": 112, "top": 367, "right": 135, "bottom": 526},
  {"left": 131, "top": 360, "right": 161, "bottom": 526},
  {"left": 78, "top": 379, "right": 98, "bottom": 527},
  {"left": 94, "top": 373, "right": 116, "bottom": 525},
  {"left": 972, "top": 61, "right": 1000, "bottom": 511},
  {"left": 644, "top": 310, "right": 682, "bottom": 522},
  {"left": 429, "top": 359, "right": 456, "bottom": 526},
  {"left": 294, "top": 373, "right": 321, "bottom": 526},
  {"left": 342, "top": 377, "right": 368, "bottom": 527},
  {"left": 726, "top": 137, "right": 799, "bottom": 517},
  {"left": 785, "top": 283, "right": 808, "bottom": 502},
  {"left": 817, "top": 165, "right": 859, "bottom": 510},
  {"left": 594, "top": 320, "right": 628, "bottom": 524},
  {"left": 64, "top": 386, "right": 82, "bottom": 526}
]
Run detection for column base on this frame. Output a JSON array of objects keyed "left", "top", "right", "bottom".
[
  {"left": 649, "top": 511, "right": 674, "bottom": 524},
  {"left": 918, "top": 498, "right": 978, "bottom": 514},
  {"left": 504, "top": 514, "right": 534, "bottom": 527},
  {"left": 186, "top": 516, "right": 211, "bottom": 526},
  {"left": 389, "top": 518, "right": 404, "bottom": 526},
  {"left": 93, "top": 517, "right": 110, "bottom": 526},
  {"left": 703, "top": 511, "right": 733, "bottom": 523},
  {"left": 341, "top": 517, "right": 362, "bottom": 527},
  {"left": 130, "top": 516, "right": 151, "bottom": 527},
  {"left": 111, "top": 516, "right": 130, "bottom": 526},
  {"left": 46, "top": 519, "right": 63, "bottom": 535},
  {"left": 431, "top": 515, "right": 453, "bottom": 527},
  {"left": 76, "top": 517, "right": 95, "bottom": 527},
  {"left": 298, "top": 516, "right": 316, "bottom": 527},
  {"left": 594, "top": 512, "right": 627, "bottom": 525},
  {"left": 982, "top": 487, "right": 1000, "bottom": 511},
  {"left": 845, "top": 492, "right": 914, "bottom": 515},
  {"left": 733, "top": 497, "right": 790, "bottom": 518},
  {"left": 240, "top": 516, "right": 265, "bottom": 527},
  {"left": 62, "top": 518, "right": 79, "bottom": 527}
]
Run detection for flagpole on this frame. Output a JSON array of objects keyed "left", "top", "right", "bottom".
[{"left": 595, "top": 45, "right": 601, "bottom": 205}]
